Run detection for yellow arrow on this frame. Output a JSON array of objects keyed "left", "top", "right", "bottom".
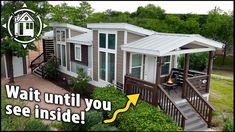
[{"left": 103, "top": 94, "right": 140, "bottom": 123}]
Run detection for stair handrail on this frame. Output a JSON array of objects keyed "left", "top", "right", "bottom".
[
  {"left": 30, "top": 52, "right": 44, "bottom": 71},
  {"left": 157, "top": 84, "right": 188, "bottom": 129},
  {"left": 185, "top": 79, "right": 215, "bottom": 128}
]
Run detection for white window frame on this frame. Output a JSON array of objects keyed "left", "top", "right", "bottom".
[
  {"left": 56, "top": 28, "right": 67, "bottom": 70},
  {"left": 74, "top": 45, "right": 82, "bottom": 61},
  {"left": 160, "top": 55, "right": 172, "bottom": 77},
  {"left": 129, "top": 53, "right": 144, "bottom": 80},
  {"left": 98, "top": 30, "right": 117, "bottom": 85}
]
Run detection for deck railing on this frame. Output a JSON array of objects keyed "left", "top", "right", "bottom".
[
  {"left": 185, "top": 79, "right": 215, "bottom": 128},
  {"left": 188, "top": 75, "right": 209, "bottom": 92},
  {"left": 124, "top": 75, "right": 187, "bottom": 128},
  {"left": 157, "top": 84, "right": 187, "bottom": 128}
]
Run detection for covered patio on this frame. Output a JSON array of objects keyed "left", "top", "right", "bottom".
[{"left": 121, "top": 32, "right": 224, "bottom": 128}]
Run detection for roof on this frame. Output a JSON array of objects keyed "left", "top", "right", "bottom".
[
  {"left": 87, "top": 23, "right": 155, "bottom": 36},
  {"left": 49, "top": 23, "right": 91, "bottom": 33},
  {"left": 42, "top": 30, "right": 54, "bottom": 40},
  {"left": 67, "top": 32, "right": 93, "bottom": 45},
  {"left": 121, "top": 32, "right": 224, "bottom": 56},
  {"left": 17, "top": 12, "right": 34, "bottom": 22}
]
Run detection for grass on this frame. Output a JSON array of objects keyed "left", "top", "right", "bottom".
[
  {"left": 1, "top": 86, "right": 51, "bottom": 131},
  {"left": 212, "top": 69, "right": 233, "bottom": 78},
  {"left": 1, "top": 86, "right": 31, "bottom": 131},
  {"left": 214, "top": 55, "right": 233, "bottom": 67},
  {"left": 209, "top": 77, "right": 234, "bottom": 130}
]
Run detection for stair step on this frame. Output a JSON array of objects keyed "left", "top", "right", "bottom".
[
  {"left": 185, "top": 120, "right": 207, "bottom": 131},
  {"left": 185, "top": 117, "right": 201, "bottom": 126}
]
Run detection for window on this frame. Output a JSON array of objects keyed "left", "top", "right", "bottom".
[
  {"left": 56, "top": 31, "right": 60, "bottom": 41},
  {"left": 75, "top": 45, "right": 81, "bottom": 61},
  {"left": 30, "top": 23, "right": 33, "bottom": 29},
  {"left": 99, "top": 51, "right": 106, "bottom": 80},
  {"left": 131, "top": 54, "right": 142, "bottom": 79},
  {"left": 161, "top": 56, "right": 171, "bottom": 76},
  {"left": 56, "top": 30, "right": 66, "bottom": 42},
  {"left": 99, "top": 33, "right": 106, "bottom": 48},
  {"left": 108, "top": 34, "right": 115, "bottom": 49},
  {"left": 98, "top": 32, "right": 116, "bottom": 83},
  {"left": 61, "top": 31, "right": 65, "bottom": 42},
  {"left": 26, "top": 23, "right": 30, "bottom": 29},
  {"left": 61, "top": 45, "right": 66, "bottom": 67}
]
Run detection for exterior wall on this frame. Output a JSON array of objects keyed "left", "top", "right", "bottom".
[
  {"left": 92, "top": 30, "right": 98, "bottom": 81},
  {"left": 70, "top": 29, "right": 82, "bottom": 37},
  {"left": 127, "top": 32, "right": 145, "bottom": 43},
  {"left": 70, "top": 43, "right": 89, "bottom": 66},
  {"left": 116, "top": 31, "right": 124, "bottom": 84}
]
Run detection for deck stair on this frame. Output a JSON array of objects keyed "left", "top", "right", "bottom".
[{"left": 177, "top": 102, "right": 207, "bottom": 131}]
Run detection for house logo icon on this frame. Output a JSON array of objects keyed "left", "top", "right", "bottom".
[
  {"left": 2, "top": 3, "right": 47, "bottom": 48},
  {"left": 14, "top": 12, "right": 34, "bottom": 37}
]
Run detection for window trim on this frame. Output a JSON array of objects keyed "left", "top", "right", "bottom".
[
  {"left": 98, "top": 30, "right": 117, "bottom": 84},
  {"left": 56, "top": 28, "right": 67, "bottom": 70},
  {"left": 74, "top": 45, "right": 82, "bottom": 61},
  {"left": 129, "top": 53, "right": 144, "bottom": 80},
  {"left": 56, "top": 28, "right": 66, "bottom": 43},
  {"left": 160, "top": 55, "right": 172, "bottom": 77}
]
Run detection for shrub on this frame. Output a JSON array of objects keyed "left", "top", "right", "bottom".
[
  {"left": 89, "top": 123, "right": 119, "bottom": 131},
  {"left": 223, "top": 118, "right": 234, "bottom": 132},
  {"left": 43, "top": 56, "right": 59, "bottom": 80},
  {"left": 69, "top": 68, "right": 91, "bottom": 96},
  {"left": 24, "top": 119, "right": 50, "bottom": 131},
  {"left": 91, "top": 86, "right": 183, "bottom": 131},
  {"left": 178, "top": 53, "right": 208, "bottom": 71},
  {"left": 61, "top": 110, "right": 103, "bottom": 131}
]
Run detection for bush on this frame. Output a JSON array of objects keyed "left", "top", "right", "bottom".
[
  {"left": 91, "top": 86, "right": 183, "bottom": 131},
  {"left": 61, "top": 110, "right": 103, "bottom": 131},
  {"left": 89, "top": 123, "right": 118, "bottom": 131},
  {"left": 43, "top": 56, "right": 59, "bottom": 80},
  {"left": 178, "top": 53, "right": 208, "bottom": 71},
  {"left": 24, "top": 119, "right": 50, "bottom": 131},
  {"left": 223, "top": 118, "right": 234, "bottom": 132},
  {"left": 69, "top": 68, "right": 91, "bottom": 96}
]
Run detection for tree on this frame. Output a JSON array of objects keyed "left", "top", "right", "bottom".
[
  {"left": 135, "top": 4, "right": 166, "bottom": 20},
  {"left": 1, "top": 1, "right": 50, "bottom": 83},
  {"left": 49, "top": 1, "right": 93, "bottom": 27},
  {"left": 201, "top": 7, "right": 233, "bottom": 65}
]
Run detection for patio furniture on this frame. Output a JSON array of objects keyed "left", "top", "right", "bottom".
[{"left": 162, "top": 82, "right": 178, "bottom": 94}]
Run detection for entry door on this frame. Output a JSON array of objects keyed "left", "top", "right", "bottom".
[
  {"left": 144, "top": 55, "right": 156, "bottom": 83},
  {"left": 12, "top": 56, "right": 24, "bottom": 77},
  {"left": 20, "top": 23, "right": 23, "bottom": 35}
]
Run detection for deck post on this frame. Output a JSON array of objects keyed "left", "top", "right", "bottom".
[
  {"left": 206, "top": 51, "right": 214, "bottom": 93},
  {"left": 182, "top": 53, "right": 189, "bottom": 98},
  {"left": 154, "top": 56, "right": 161, "bottom": 106}
]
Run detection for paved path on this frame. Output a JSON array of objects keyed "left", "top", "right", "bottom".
[
  {"left": 3, "top": 74, "right": 86, "bottom": 124},
  {"left": 211, "top": 74, "right": 233, "bottom": 80}
]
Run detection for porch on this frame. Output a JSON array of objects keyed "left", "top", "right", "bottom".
[{"left": 121, "top": 33, "right": 224, "bottom": 130}]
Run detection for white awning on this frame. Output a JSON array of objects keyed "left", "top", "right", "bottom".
[
  {"left": 121, "top": 33, "right": 224, "bottom": 56},
  {"left": 67, "top": 32, "right": 92, "bottom": 45}
]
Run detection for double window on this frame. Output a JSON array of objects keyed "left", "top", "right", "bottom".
[
  {"left": 56, "top": 30, "right": 65, "bottom": 42},
  {"left": 56, "top": 29, "right": 66, "bottom": 68},
  {"left": 98, "top": 32, "right": 116, "bottom": 83},
  {"left": 26, "top": 23, "right": 33, "bottom": 29}
]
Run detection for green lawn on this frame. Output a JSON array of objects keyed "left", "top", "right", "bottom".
[
  {"left": 214, "top": 55, "right": 233, "bottom": 67},
  {"left": 212, "top": 69, "right": 234, "bottom": 78},
  {"left": 209, "top": 77, "right": 234, "bottom": 129}
]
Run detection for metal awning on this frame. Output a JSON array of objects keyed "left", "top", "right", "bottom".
[
  {"left": 67, "top": 32, "right": 93, "bottom": 46},
  {"left": 121, "top": 33, "right": 224, "bottom": 56}
]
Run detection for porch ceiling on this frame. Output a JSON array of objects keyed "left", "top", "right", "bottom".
[{"left": 121, "top": 33, "right": 224, "bottom": 56}]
